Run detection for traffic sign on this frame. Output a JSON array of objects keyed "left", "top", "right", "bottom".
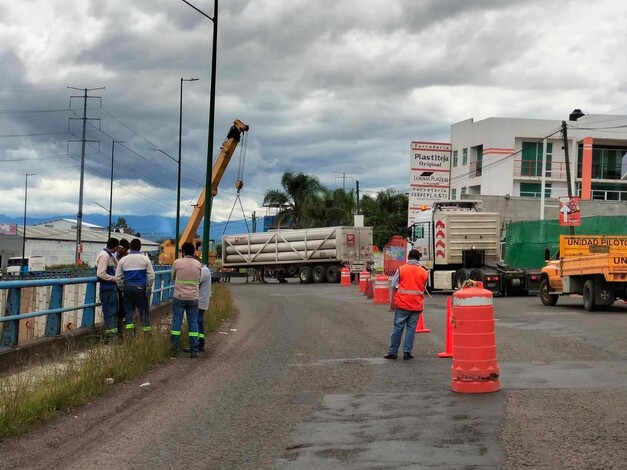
[{"left": 558, "top": 197, "right": 581, "bottom": 226}]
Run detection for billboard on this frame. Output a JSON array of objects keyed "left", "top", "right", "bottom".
[
  {"left": 0, "top": 223, "right": 18, "bottom": 236},
  {"left": 408, "top": 141, "right": 451, "bottom": 223}
]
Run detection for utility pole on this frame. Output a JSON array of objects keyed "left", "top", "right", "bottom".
[
  {"left": 251, "top": 211, "right": 257, "bottom": 233},
  {"left": 356, "top": 180, "right": 360, "bottom": 214},
  {"left": 561, "top": 121, "right": 575, "bottom": 235},
  {"left": 68, "top": 86, "right": 104, "bottom": 265}
]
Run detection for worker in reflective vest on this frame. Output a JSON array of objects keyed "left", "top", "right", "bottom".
[
  {"left": 170, "top": 242, "right": 202, "bottom": 358},
  {"left": 384, "top": 249, "right": 429, "bottom": 360}
]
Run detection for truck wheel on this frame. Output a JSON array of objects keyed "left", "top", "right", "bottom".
[
  {"left": 312, "top": 265, "right": 327, "bottom": 283},
  {"left": 540, "top": 278, "right": 558, "bottom": 306},
  {"left": 299, "top": 266, "right": 313, "bottom": 284},
  {"left": 326, "top": 265, "right": 341, "bottom": 283},
  {"left": 583, "top": 279, "right": 596, "bottom": 311},
  {"left": 596, "top": 282, "right": 615, "bottom": 309}
]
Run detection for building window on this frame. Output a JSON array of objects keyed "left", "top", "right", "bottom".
[
  {"left": 462, "top": 148, "right": 468, "bottom": 166},
  {"left": 474, "top": 145, "right": 483, "bottom": 176},
  {"left": 577, "top": 146, "right": 626, "bottom": 180},
  {"left": 451, "top": 188, "right": 457, "bottom": 200},
  {"left": 520, "top": 182, "right": 551, "bottom": 198},
  {"left": 452, "top": 150, "right": 458, "bottom": 167},
  {"left": 521, "top": 142, "right": 552, "bottom": 177},
  {"left": 461, "top": 187, "right": 467, "bottom": 195}
]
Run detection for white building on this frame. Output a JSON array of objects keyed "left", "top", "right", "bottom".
[
  {"left": 0, "top": 226, "right": 159, "bottom": 270},
  {"left": 449, "top": 111, "right": 627, "bottom": 203},
  {"left": 33, "top": 218, "right": 106, "bottom": 232}
]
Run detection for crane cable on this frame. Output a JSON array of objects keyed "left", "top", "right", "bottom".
[{"left": 223, "top": 131, "right": 250, "bottom": 235}]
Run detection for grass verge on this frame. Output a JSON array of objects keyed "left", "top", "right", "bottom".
[{"left": 0, "top": 283, "right": 233, "bottom": 438}]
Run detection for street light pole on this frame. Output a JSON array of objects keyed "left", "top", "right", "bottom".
[
  {"left": 181, "top": 0, "right": 218, "bottom": 265},
  {"left": 22, "top": 173, "right": 35, "bottom": 276},
  {"left": 178, "top": 77, "right": 199, "bottom": 260},
  {"left": 109, "top": 140, "right": 124, "bottom": 239}
]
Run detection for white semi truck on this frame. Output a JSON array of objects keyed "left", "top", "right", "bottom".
[
  {"left": 407, "top": 200, "right": 540, "bottom": 295},
  {"left": 221, "top": 226, "right": 373, "bottom": 283}
]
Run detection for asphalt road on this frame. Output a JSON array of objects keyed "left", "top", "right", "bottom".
[{"left": 0, "top": 279, "right": 625, "bottom": 469}]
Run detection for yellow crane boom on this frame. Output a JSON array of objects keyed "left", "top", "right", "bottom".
[{"left": 159, "top": 119, "right": 249, "bottom": 264}]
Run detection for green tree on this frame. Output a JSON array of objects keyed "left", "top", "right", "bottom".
[
  {"left": 263, "top": 171, "right": 325, "bottom": 229},
  {"left": 302, "top": 187, "right": 356, "bottom": 227},
  {"left": 361, "top": 189, "right": 408, "bottom": 249}
]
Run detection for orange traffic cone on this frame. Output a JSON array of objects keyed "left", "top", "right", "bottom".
[
  {"left": 415, "top": 312, "right": 431, "bottom": 333},
  {"left": 340, "top": 267, "right": 351, "bottom": 286},
  {"left": 438, "top": 296, "right": 453, "bottom": 357}
]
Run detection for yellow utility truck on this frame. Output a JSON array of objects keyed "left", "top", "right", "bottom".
[{"left": 540, "top": 235, "right": 627, "bottom": 311}]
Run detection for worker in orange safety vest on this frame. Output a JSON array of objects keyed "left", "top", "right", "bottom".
[{"left": 384, "top": 249, "right": 429, "bottom": 360}]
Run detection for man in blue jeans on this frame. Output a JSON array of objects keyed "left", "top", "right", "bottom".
[
  {"left": 385, "top": 249, "right": 429, "bottom": 360},
  {"left": 115, "top": 238, "right": 155, "bottom": 334},
  {"left": 170, "top": 242, "right": 202, "bottom": 358},
  {"left": 96, "top": 237, "right": 120, "bottom": 340}
]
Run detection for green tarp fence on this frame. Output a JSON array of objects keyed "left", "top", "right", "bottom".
[{"left": 504, "top": 216, "right": 627, "bottom": 269}]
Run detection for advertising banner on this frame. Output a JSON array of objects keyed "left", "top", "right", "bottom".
[{"left": 0, "top": 223, "right": 17, "bottom": 236}]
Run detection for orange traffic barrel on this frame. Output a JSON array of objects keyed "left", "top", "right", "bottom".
[
  {"left": 451, "top": 281, "right": 500, "bottom": 393},
  {"left": 373, "top": 274, "right": 390, "bottom": 304},
  {"left": 359, "top": 268, "right": 369, "bottom": 292},
  {"left": 340, "top": 267, "right": 351, "bottom": 286}
]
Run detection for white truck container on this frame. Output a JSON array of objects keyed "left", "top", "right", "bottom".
[
  {"left": 408, "top": 200, "right": 540, "bottom": 295},
  {"left": 6, "top": 256, "right": 46, "bottom": 276},
  {"left": 222, "top": 226, "right": 373, "bottom": 283}
]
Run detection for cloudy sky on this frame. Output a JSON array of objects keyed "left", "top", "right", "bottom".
[{"left": 1, "top": 0, "right": 625, "bottom": 232}]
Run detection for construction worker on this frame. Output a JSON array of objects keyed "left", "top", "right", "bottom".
[
  {"left": 170, "top": 242, "right": 202, "bottom": 358},
  {"left": 96, "top": 237, "right": 120, "bottom": 340},
  {"left": 384, "top": 249, "right": 429, "bottom": 360},
  {"left": 115, "top": 238, "right": 155, "bottom": 334},
  {"left": 114, "top": 238, "right": 130, "bottom": 338}
]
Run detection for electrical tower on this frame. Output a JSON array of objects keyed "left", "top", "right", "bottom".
[{"left": 68, "top": 86, "right": 104, "bottom": 265}]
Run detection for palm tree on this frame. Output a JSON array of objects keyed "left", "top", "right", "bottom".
[
  {"left": 263, "top": 171, "right": 325, "bottom": 229},
  {"left": 302, "top": 188, "right": 356, "bottom": 227}
]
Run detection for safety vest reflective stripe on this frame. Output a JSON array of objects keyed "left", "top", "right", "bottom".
[
  {"left": 171, "top": 330, "right": 181, "bottom": 336},
  {"left": 105, "top": 328, "right": 118, "bottom": 334},
  {"left": 175, "top": 279, "right": 200, "bottom": 285},
  {"left": 125, "top": 323, "right": 135, "bottom": 329},
  {"left": 142, "top": 326, "right": 152, "bottom": 332},
  {"left": 199, "top": 333, "right": 205, "bottom": 339},
  {"left": 189, "top": 332, "right": 199, "bottom": 337},
  {"left": 398, "top": 288, "right": 424, "bottom": 295},
  {"left": 453, "top": 296, "right": 493, "bottom": 306}
]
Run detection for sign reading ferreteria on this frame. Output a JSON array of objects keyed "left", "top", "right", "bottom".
[{"left": 408, "top": 141, "right": 452, "bottom": 223}]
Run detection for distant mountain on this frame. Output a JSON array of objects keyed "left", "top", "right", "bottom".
[{"left": 0, "top": 214, "right": 260, "bottom": 242}]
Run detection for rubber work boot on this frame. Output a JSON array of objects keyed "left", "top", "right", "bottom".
[
  {"left": 198, "top": 339, "right": 205, "bottom": 352},
  {"left": 403, "top": 352, "right": 414, "bottom": 360},
  {"left": 384, "top": 354, "right": 398, "bottom": 360}
]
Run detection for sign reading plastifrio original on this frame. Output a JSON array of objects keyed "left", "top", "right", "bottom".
[{"left": 408, "top": 141, "right": 451, "bottom": 224}]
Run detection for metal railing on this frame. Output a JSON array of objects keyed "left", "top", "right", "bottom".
[{"left": 0, "top": 267, "right": 174, "bottom": 349}]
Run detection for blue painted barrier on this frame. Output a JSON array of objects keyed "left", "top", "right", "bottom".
[{"left": 0, "top": 267, "right": 174, "bottom": 349}]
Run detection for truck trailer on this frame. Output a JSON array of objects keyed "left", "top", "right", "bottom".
[
  {"left": 221, "top": 226, "right": 373, "bottom": 283},
  {"left": 540, "top": 235, "right": 627, "bottom": 311},
  {"left": 407, "top": 200, "right": 540, "bottom": 295}
]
